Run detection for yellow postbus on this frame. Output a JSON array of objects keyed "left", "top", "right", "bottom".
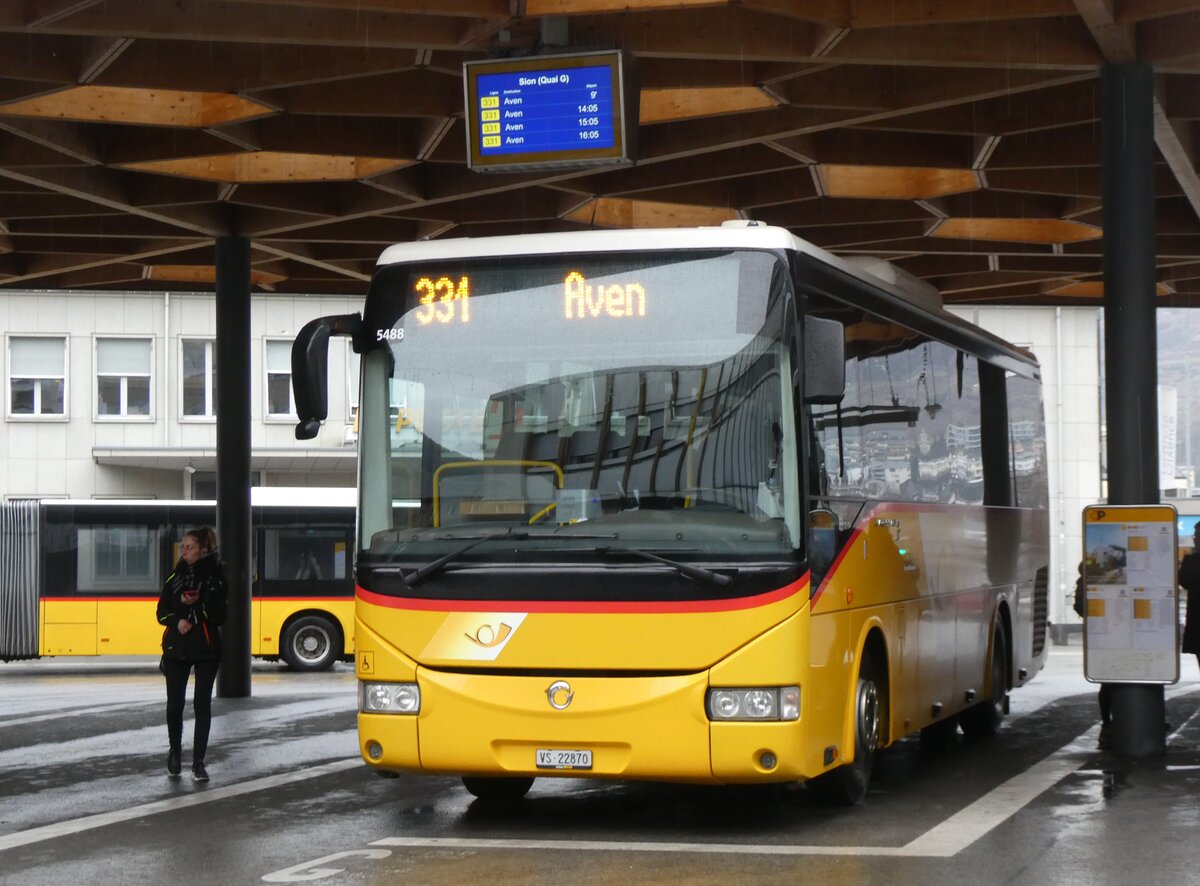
[
  {"left": 292, "top": 222, "right": 1049, "bottom": 803},
  {"left": 0, "top": 488, "right": 356, "bottom": 671}
]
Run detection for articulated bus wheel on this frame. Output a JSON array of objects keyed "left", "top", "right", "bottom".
[
  {"left": 462, "top": 776, "right": 534, "bottom": 804},
  {"left": 280, "top": 615, "right": 341, "bottom": 672}
]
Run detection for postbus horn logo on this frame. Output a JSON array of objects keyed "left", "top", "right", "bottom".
[
  {"left": 546, "top": 680, "right": 574, "bottom": 710},
  {"left": 465, "top": 622, "right": 512, "bottom": 648}
]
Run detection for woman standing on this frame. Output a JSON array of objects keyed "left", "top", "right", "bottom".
[
  {"left": 1180, "top": 522, "right": 1200, "bottom": 672},
  {"left": 156, "top": 526, "right": 227, "bottom": 781}
]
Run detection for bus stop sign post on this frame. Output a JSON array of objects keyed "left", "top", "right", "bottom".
[{"left": 1081, "top": 505, "right": 1179, "bottom": 756}]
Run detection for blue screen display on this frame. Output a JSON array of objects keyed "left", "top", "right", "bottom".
[{"left": 474, "top": 64, "right": 616, "bottom": 157}]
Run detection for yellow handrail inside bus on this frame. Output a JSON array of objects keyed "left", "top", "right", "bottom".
[{"left": 432, "top": 460, "right": 564, "bottom": 527}]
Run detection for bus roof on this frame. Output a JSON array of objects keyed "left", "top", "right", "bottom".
[{"left": 376, "top": 221, "right": 803, "bottom": 267}]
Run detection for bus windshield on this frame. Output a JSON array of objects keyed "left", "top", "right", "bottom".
[{"left": 357, "top": 248, "right": 799, "bottom": 567}]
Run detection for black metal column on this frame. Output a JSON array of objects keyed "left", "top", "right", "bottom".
[
  {"left": 215, "top": 235, "right": 252, "bottom": 698},
  {"left": 1102, "top": 63, "right": 1163, "bottom": 757}
]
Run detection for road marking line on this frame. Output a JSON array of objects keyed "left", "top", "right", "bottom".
[
  {"left": 0, "top": 758, "right": 360, "bottom": 853},
  {"left": 372, "top": 724, "right": 1102, "bottom": 860},
  {"left": 0, "top": 701, "right": 160, "bottom": 728}
]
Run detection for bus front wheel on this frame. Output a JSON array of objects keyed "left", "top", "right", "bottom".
[
  {"left": 281, "top": 615, "right": 341, "bottom": 672},
  {"left": 820, "top": 652, "right": 880, "bottom": 806},
  {"left": 462, "top": 776, "right": 534, "bottom": 804}
]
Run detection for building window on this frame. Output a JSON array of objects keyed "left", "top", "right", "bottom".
[
  {"left": 96, "top": 337, "right": 152, "bottom": 418},
  {"left": 265, "top": 340, "right": 294, "bottom": 418},
  {"left": 8, "top": 335, "right": 67, "bottom": 418},
  {"left": 182, "top": 339, "right": 216, "bottom": 418}
]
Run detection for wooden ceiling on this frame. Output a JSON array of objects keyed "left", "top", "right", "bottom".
[{"left": 1, "top": 0, "right": 1199, "bottom": 305}]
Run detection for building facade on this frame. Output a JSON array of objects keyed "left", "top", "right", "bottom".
[{"left": 1, "top": 289, "right": 362, "bottom": 500}]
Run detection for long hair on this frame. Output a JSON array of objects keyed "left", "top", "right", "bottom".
[{"left": 185, "top": 526, "right": 218, "bottom": 555}]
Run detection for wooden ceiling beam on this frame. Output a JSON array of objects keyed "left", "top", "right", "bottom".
[
  {"left": 7, "top": 214, "right": 200, "bottom": 238},
  {"left": 226, "top": 183, "right": 346, "bottom": 219},
  {"left": 0, "top": 194, "right": 122, "bottom": 219},
  {"left": 571, "top": 145, "right": 799, "bottom": 197},
  {"left": 253, "top": 240, "right": 373, "bottom": 282},
  {"left": 869, "top": 78, "right": 1101, "bottom": 137},
  {"left": 242, "top": 116, "right": 423, "bottom": 162},
  {"left": 79, "top": 36, "right": 135, "bottom": 83},
  {"left": 637, "top": 58, "right": 764, "bottom": 90},
  {"left": 848, "top": 0, "right": 1077, "bottom": 27},
  {"left": 219, "top": 0, "right": 510, "bottom": 15},
  {"left": 7, "top": 0, "right": 465, "bottom": 50},
  {"left": 254, "top": 69, "right": 464, "bottom": 118},
  {"left": 5, "top": 237, "right": 203, "bottom": 284},
  {"left": 795, "top": 219, "right": 939, "bottom": 249},
  {"left": 982, "top": 125, "right": 1102, "bottom": 169},
  {"left": 827, "top": 18, "right": 1103, "bottom": 68},
  {"left": 22, "top": 0, "right": 106, "bottom": 28},
  {"left": 639, "top": 71, "right": 1092, "bottom": 163},
  {"left": 1140, "top": 11, "right": 1200, "bottom": 64},
  {"left": 52, "top": 262, "right": 147, "bottom": 288},
  {"left": 807, "top": 128, "right": 980, "bottom": 168},
  {"left": 568, "top": 8, "right": 827, "bottom": 61},
  {"left": 94, "top": 43, "right": 424, "bottom": 93},
  {"left": 1117, "top": 0, "right": 1200, "bottom": 22}
]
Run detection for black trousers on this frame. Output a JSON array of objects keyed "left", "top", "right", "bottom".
[{"left": 163, "top": 657, "right": 220, "bottom": 760}]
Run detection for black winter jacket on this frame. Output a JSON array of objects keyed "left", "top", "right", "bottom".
[
  {"left": 1181, "top": 550, "right": 1200, "bottom": 655},
  {"left": 156, "top": 552, "right": 228, "bottom": 661}
]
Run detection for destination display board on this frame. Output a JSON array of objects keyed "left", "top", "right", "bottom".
[
  {"left": 1082, "top": 504, "right": 1180, "bottom": 684},
  {"left": 463, "top": 51, "right": 636, "bottom": 172}
]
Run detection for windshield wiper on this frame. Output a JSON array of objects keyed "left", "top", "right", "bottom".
[
  {"left": 594, "top": 544, "right": 733, "bottom": 587},
  {"left": 402, "top": 529, "right": 621, "bottom": 587},
  {"left": 404, "top": 531, "right": 530, "bottom": 587}
]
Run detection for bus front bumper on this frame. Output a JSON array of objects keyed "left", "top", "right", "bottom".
[{"left": 358, "top": 668, "right": 810, "bottom": 784}]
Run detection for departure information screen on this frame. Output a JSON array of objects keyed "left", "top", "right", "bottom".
[
  {"left": 464, "top": 51, "right": 633, "bottom": 171},
  {"left": 475, "top": 64, "right": 615, "bottom": 156}
]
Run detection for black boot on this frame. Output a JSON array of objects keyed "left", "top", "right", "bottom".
[
  {"left": 167, "top": 749, "right": 182, "bottom": 777},
  {"left": 192, "top": 759, "right": 209, "bottom": 782}
]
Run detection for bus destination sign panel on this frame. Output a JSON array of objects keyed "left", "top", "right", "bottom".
[{"left": 464, "top": 51, "right": 636, "bottom": 172}]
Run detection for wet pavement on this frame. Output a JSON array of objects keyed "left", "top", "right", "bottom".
[{"left": 2, "top": 648, "right": 1200, "bottom": 885}]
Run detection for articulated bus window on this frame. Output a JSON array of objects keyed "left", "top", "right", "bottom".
[
  {"left": 262, "top": 528, "right": 348, "bottom": 582},
  {"left": 77, "top": 526, "right": 163, "bottom": 593}
]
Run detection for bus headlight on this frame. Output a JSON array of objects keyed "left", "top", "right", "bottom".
[
  {"left": 360, "top": 681, "right": 421, "bottom": 714},
  {"left": 706, "top": 686, "right": 800, "bottom": 721}
]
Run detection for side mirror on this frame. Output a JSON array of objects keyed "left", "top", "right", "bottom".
[
  {"left": 802, "top": 316, "right": 845, "bottom": 405},
  {"left": 292, "top": 313, "right": 364, "bottom": 440}
]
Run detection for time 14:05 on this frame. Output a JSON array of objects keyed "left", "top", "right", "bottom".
[{"left": 578, "top": 103, "right": 599, "bottom": 113}]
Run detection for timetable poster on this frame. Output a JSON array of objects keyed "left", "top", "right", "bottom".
[{"left": 1082, "top": 504, "right": 1179, "bottom": 684}]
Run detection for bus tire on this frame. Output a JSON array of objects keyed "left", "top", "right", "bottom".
[
  {"left": 960, "top": 620, "right": 1008, "bottom": 738},
  {"left": 820, "top": 651, "right": 880, "bottom": 806},
  {"left": 461, "top": 776, "right": 534, "bottom": 804},
  {"left": 280, "top": 615, "right": 341, "bottom": 672}
]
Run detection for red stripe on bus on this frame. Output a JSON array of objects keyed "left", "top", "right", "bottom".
[
  {"left": 356, "top": 576, "right": 809, "bottom": 614},
  {"left": 40, "top": 596, "right": 350, "bottom": 603},
  {"left": 808, "top": 500, "right": 965, "bottom": 609}
]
